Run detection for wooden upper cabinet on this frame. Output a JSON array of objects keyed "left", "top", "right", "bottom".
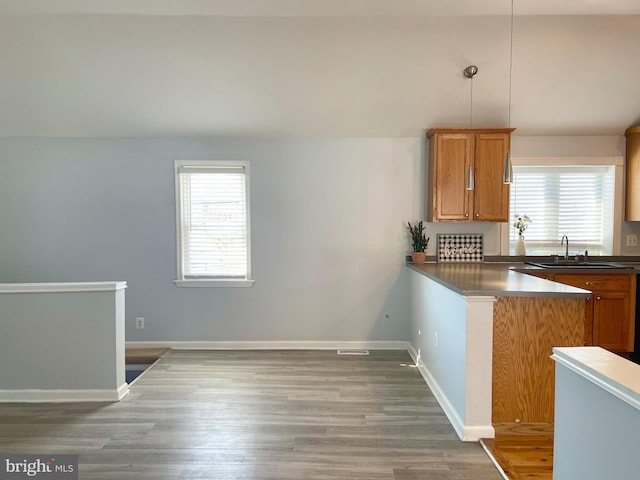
[
  {"left": 426, "top": 128, "right": 514, "bottom": 222},
  {"left": 428, "top": 133, "right": 473, "bottom": 221},
  {"left": 625, "top": 125, "right": 640, "bottom": 221},
  {"left": 473, "top": 133, "right": 512, "bottom": 221}
]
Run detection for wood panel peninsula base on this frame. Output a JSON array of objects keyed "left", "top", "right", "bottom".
[
  {"left": 482, "top": 296, "right": 584, "bottom": 480},
  {"left": 492, "top": 296, "right": 584, "bottom": 425},
  {"left": 407, "top": 263, "right": 589, "bottom": 444}
]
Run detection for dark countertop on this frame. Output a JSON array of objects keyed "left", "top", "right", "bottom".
[
  {"left": 407, "top": 262, "right": 606, "bottom": 298},
  {"left": 512, "top": 262, "right": 639, "bottom": 274}
]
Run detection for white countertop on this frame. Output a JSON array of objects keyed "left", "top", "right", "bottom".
[
  {"left": 552, "top": 346, "right": 640, "bottom": 411},
  {"left": 0, "top": 281, "right": 127, "bottom": 293}
]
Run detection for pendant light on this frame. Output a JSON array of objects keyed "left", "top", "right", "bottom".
[
  {"left": 503, "top": 0, "right": 514, "bottom": 184},
  {"left": 463, "top": 65, "right": 478, "bottom": 190}
]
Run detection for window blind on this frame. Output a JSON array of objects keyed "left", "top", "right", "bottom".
[
  {"left": 509, "top": 166, "right": 614, "bottom": 255},
  {"left": 178, "top": 165, "right": 248, "bottom": 279}
]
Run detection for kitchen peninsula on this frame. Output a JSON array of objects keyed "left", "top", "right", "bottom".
[
  {"left": 0, "top": 282, "right": 128, "bottom": 402},
  {"left": 406, "top": 262, "right": 590, "bottom": 441}
]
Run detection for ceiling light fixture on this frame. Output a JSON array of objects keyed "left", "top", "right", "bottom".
[
  {"left": 463, "top": 65, "right": 478, "bottom": 190},
  {"left": 503, "top": 0, "right": 515, "bottom": 184},
  {"left": 463, "top": 65, "right": 478, "bottom": 129}
]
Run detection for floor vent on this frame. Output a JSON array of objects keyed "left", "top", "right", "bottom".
[{"left": 337, "top": 349, "right": 370, "bottom": 355}]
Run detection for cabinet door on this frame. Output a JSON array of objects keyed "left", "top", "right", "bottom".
[
  {"left": 473, "top": 133, "right": 510, "bottom": 222},
  {"left": 553, "top": 273, "right": 635, "bottom": 352},
  {"left": 429, "top": 133, "right": 472, "bottom": 221},
  {"left": 625, "top": 126, "right": 640, "bottom": 220},
  {"left": 593, "top": 291, "right": 633, "bottom": 352}
]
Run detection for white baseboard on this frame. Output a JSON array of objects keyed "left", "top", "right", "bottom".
[
  {"left": 406, "top": 344, "right": 493, "bottom": 442},
  {"left": 406, "top": 343, "right": 465, "bottom": 440},
  {"left": 0, "top": 383, "right": 129, "bottom": 403},
  {"left": 125, "top": 340, "right": 409, "bottom": 351},
  {"left": 463, "top": 425, "right": 495, "bottom": 441}
]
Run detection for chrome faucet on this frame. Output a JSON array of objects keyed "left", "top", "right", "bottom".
[{"left": 561, "top": 235, "right": 569, "bottom": 261}]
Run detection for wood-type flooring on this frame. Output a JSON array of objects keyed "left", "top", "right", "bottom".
[
  {"left": 125, "top": 348, "right": 170, "bottom": 365},
  {"left": 481, "top": 423, "right": 554, "bottom": 480},
  {"left": 0, "top": 350, "right": 503, "bottom": 480}
]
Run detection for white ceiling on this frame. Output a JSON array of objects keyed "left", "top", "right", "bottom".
[
  {"left": 1, "top": 1, "right": 639, "bottom": 138},
  {"left": 2, "top": 0, "right": 640, "bottom": 17}
]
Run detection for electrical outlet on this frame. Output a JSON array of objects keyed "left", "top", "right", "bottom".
[
  {"left": 135, "top": 317, "right": 145, "bottom": 329},
  {"left": 627, "top": 234, "right": 638, "bottom": 247}
]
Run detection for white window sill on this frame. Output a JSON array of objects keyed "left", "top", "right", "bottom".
[{"left": 174, "top": 279, "right": 255, "bottom": 288}]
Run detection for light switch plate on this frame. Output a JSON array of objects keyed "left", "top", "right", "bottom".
[{"left": 626, "top": 234, "right": 638, "bottom": 247}]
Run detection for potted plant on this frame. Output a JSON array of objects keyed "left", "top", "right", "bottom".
[{"left": 407, "top": 221, "right": 430, "bottom": 264}]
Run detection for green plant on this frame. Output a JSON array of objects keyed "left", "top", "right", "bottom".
[
  {"left": 407, "top": 221, "right": 430, "bottom": 252},
  {"left": 513, "top": 214, "right": 532, "bottom": 236}
]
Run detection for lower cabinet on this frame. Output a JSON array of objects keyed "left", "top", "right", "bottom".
[
  {"left": 592, "top": 291, "right": 630, "bottom": 350},
  {"left": 525, "top": 271, "right": 636, "bottom": 353}
]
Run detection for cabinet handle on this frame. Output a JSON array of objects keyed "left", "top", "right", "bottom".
[
  {"left": 596, "top": 296, "right": 601, "bottom": 300},
  {"left": 475, "top": 213, "right": 479, "bottom": 217},
  {"left": 465, "top": 213, "right": 469, "bottom": 217},
  {"left": 585, "top": 281, "right": 590, "bottom": 285}
]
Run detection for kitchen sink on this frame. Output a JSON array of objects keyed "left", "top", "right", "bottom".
[{"left": 525, "top": 261, "right": 635, "bottom": 270}]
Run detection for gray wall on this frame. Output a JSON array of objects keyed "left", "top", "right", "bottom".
[
  {"left": 0, "top": 289, "right": 124, "bottom": 391},
  {"left": 553, "top": 361, "right": 640, "bottom": 480},
  {"left": 0, "top": 137, "right": 421, "bottom": 342},
  {"left": 2, "top": 134, "right": 638, "bottom": 343}
]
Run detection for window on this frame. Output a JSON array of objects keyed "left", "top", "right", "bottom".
[
  {"left": 507, "top": 158, "right": 622, "bottom": 256},
  {"left": 175, "top": 160, "right": 253, "bottom": 287}
]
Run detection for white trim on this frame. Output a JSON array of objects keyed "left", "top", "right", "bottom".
[
  {"left": 551, "top": 348, "right": 640, "bottom": 411},
  {"left": 174, "top": 279, "right": 255, "bottom": 287},
  {"left": 502, "top": 155, "right": 624, "bottom": 256},
  {"left": 175, "top": 160, "right": 184, "bottom": 282},
  {"left": 125, "top": 340, "right": 409, "bottom": 350},
  {"left": 407, "top": 343, "right": 463, "bottom": 439},
  {"left": 174, "top": 159, "right": 253, "bottom": 285},
  {"left": 513, "top": 156, "right": 624, "bottom": 166},
  {"left": 462, "top": 425, "right": 495, "bottom": 442},
  {"left": 406, "top": 344, "right": 494, "bottom": 441},
  {"left": 613, "top": 160, "right": 624, "bottom": 255},
  {"left": 0, "top": 384, "right": 129, "bottom": 403},
  {"left": 0, "top": 281, "right": 127, "bottom": 294},
  {"left": 465, "top": 295, "right": 498, "bottom": 304}
]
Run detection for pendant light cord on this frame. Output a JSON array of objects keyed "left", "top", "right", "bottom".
[
  {"left": 508, "top": 0, "right": 513, "bottom": 129},
  {"left": 470, "top": 77, "right": 474, "bottom": 128}
]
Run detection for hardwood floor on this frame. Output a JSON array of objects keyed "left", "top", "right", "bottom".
[
  {"left": 0, "top": 350, "right": 502, "bottom": 480},
  {"left": 125, "top": 348, "right": 170, "bottom": 364},
  {"left": 481, "top": 423, "right": 554, "bottom": 480}
]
